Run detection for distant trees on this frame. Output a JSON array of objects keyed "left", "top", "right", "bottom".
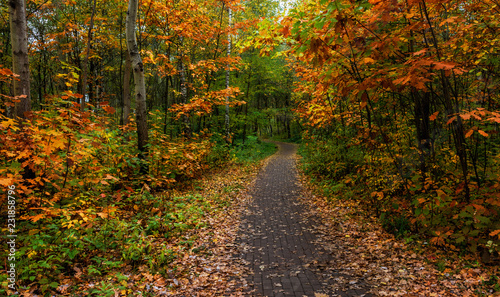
[{"left": 0, "top": 0, "right": 296, "bottom": 140}]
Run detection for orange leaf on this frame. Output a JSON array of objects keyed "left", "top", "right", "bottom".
[
  {"left": 433, "top": 61, "right": 456, "bottom": 70},
  {"left": 478, "top": 130, "right": 489, "bottom": 137},
  {"left": 102, "top": 105, "right": 115, "bottom": 114},
  {"left": 30, "top": 213, "right": 46, "bottom": 223},
  {"left": 446, "top": 116, "right": 456, "bottom": 125},
  {"left": 465, "top": 129, "right": 473, "bottom": 138},
  {"left": 490, "top": 230, "right": 500, "bottom": 237},
  {"left": 429, "top": 111, "right": 439, "bottom": 121},
  {"left": 281, "top": 26, "right": 290, "bottom": 38}
]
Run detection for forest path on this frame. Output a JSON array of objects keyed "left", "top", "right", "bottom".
[{"left": 235, "top": 142, "right": 372, "bottom": 297}]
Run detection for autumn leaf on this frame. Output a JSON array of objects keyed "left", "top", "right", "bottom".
[
  {"left": 102, "top": 105, "right": 115, "bottom": 114},
  {"left": 477, "top": 130, "right": 489, "bottom": 137},
  {"left": 433, "top": 61, "right": 457, "bottom": 70},
  {"left": 363, "top": 57, "right": 375, "bottom": 64},
  {"left": 29, "top": 213, "right": 46, "bottom": 222},
  {"left": 0, "top": 177, "right": 14, "bottom": 186},
  {"left": 429, "top": 111, "right": 439, "bottom": 121}
]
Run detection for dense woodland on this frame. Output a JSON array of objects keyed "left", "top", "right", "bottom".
[
  {"left": 276, "top": 0, "right": 500, "bottom": 255},
  {"left": 1, "top": 0, "right": 500, "bottom": 295}
]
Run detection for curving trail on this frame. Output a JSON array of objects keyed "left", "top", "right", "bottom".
[{"left": 236, "top": 142, "right": 372, "bottom": 297}]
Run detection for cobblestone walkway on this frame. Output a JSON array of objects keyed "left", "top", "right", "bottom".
[{"left": 236, "top": 142, "right": 372, "bottom": 297}]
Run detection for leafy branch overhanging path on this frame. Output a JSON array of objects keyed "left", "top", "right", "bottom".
[{"left": 235, "top": 142, "right": 372, "bottom": 296}]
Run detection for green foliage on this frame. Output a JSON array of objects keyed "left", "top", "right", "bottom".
[
  {"left": 381, "top": 211, "right": 412, "bottom": 238},
  {"left": 230, "top": 135, "right": 278, "bottom": 164},
  {"left": 299, "top": 132, "right": 364, "bottom": 180}
]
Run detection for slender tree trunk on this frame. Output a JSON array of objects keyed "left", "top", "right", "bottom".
[
  {"left": 163, "top": 44, "right": 171, "bottom": 134},
  {"left": 242, "top": 73, "right": 251, "bottom": 144},
  {"left": 162, "top": 44, "right": 172, "bottom": 134},
  {"left": 80, "top": 0, "right": 97, "bottom": 112},
  {"left": 126, "top": 0, "right": 149, "bottom": 168},
  {"left": 178, "top": 37, "right": 191, "bottom": 137},
  {"left": 122, "top": 50, "right": 132, "bottom": 125},
  {"left": 225, "top": 7, "right": 232, "bottom": 142},
  {"left": 9, "top": 0, "right": 31, "bottom": 119}
]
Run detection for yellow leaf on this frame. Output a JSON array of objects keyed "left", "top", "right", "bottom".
[
  {"left": 363, "top": 57, "right": 375, "bottom": 64},
  {"left": 1, "top": 118, "right": 16, "bottom": 129}
]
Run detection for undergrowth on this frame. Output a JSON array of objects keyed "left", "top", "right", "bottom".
[
  {"left": 298, "top": 132, "right": 500, "bottom": 294},
  {"left": 298, "top": 131, "right": 500, "bottom": 263},
  {"left": 0, "top": 99, "right": 275, "bottom": 296}
]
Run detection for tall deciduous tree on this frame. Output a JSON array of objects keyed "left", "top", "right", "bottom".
[
  {"left": 80, "top": 0, "right": 97, "bottom": 112},
  {"left": 126, "top": 0, "right": 148, "bottom": 161},
  {"left": 9, "top": 0, "right": 31, "bottom": 119}
]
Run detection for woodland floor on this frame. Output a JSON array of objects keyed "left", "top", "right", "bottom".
[{"left": 152, "top": 141, "right": 498, "bottom": 296}]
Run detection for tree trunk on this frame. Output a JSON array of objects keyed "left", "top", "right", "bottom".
[
  {"left": 224, "top": 7, "right": 232, "bottom": 142},
  {"left": 178, "top": 37, "right": 191, "bottom": 137},
  {"left": 9, "top": 0, "right": 31, "bottom": 119},
  {"left": 126, "top": 0, "right": 149, "bottom": 163},
  {"left": 80, "top": 0, "right": 97, "bottom": 112},
  {"left": 122, "top": 50, "right": 132, "bottom": 125}
]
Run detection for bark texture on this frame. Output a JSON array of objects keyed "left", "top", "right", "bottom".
[
  {"left": 9, "top": 0, "right": 31, "bottom": 118},
  {"left": 126, "top": 0, "right": 148, "bottom": 153}
]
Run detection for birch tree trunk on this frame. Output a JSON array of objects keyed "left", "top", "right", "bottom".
[
  {"left": 126, "top": 0, "right": 149, "bottom": 158},
  {"left": 9, "top": 0, "right": 31, "bottom": 119}
]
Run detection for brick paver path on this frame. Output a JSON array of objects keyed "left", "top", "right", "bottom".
[{"left": 236, "top": 142, "right": 372, "bottom": 297}]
